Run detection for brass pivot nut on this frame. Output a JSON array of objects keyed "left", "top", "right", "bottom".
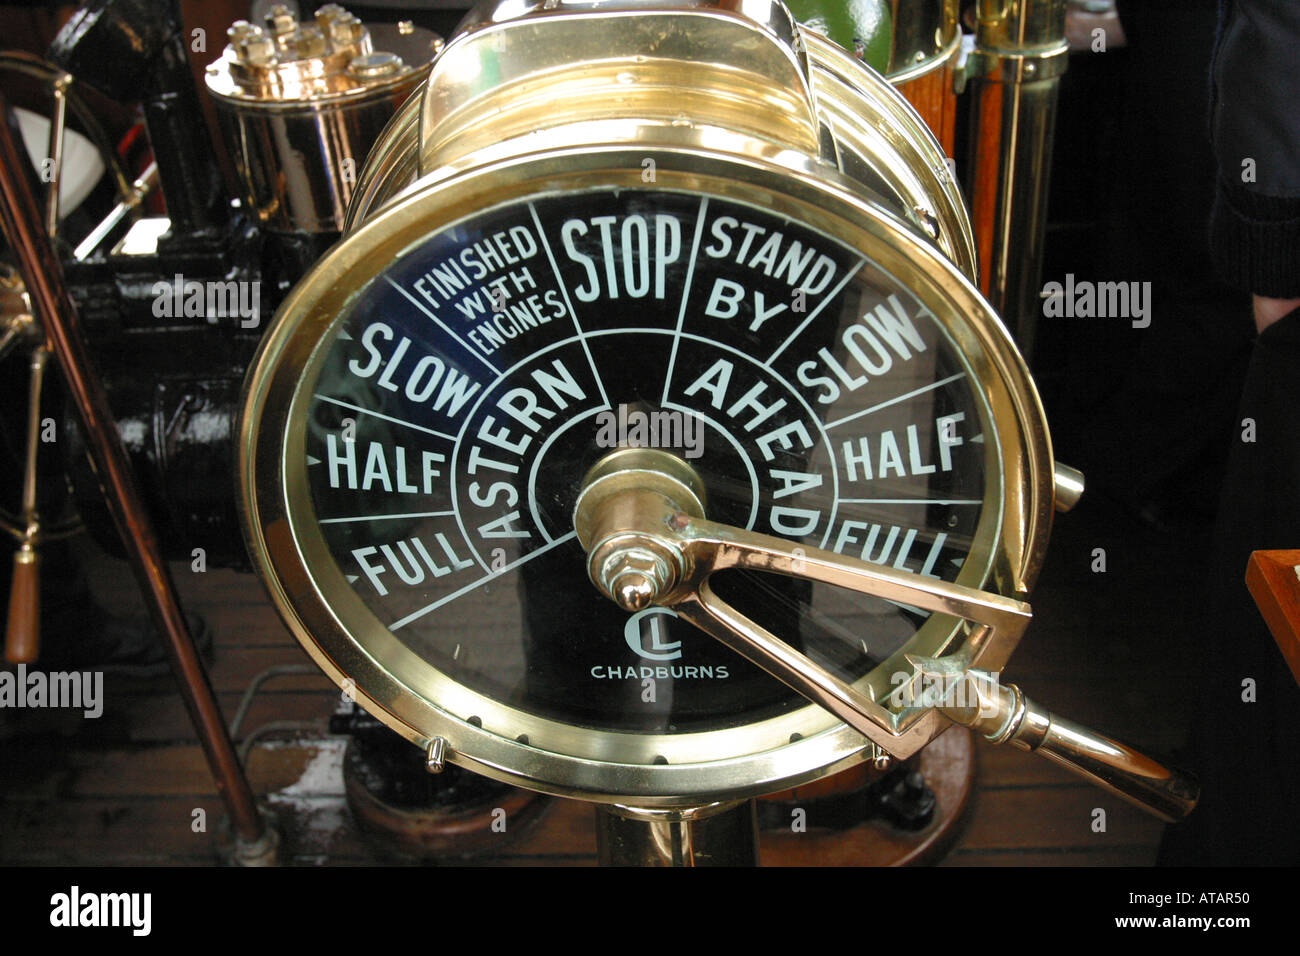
[
  {"left": 265, "top": 4, "right": 297, "bottom": 35},
  {"left": 598, "top": 547, "right": 675, "bottom": 612},
  {"left": 296, "top": 26, "right": 328, "bottom": 59},
  {"left": 315, "top": 3, "right": 347, "bottom": 26},
  {"left": 328, "top": 13, "right": 366, "bottom": 48},
  {"left": 227, "top": 20, "right": 260, "bottom": 44},
  {"left": 230, "top": 22, "right": 275, "bottom": 66}
]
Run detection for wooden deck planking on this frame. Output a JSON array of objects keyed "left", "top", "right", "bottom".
[{"left": 1, "top": 496, "right": 1202, "bottom": 865}]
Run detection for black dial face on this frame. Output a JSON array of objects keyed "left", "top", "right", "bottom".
[{"left": 299, "top": 187, "right": 998, "bottom": 737}]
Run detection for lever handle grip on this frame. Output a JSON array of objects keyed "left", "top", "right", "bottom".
[
  {"left": 951, "top": 681, "right": 1199, "bottom": 822},
  {"left": 5, "top": 545, "right": 40, "bottom": 664}
]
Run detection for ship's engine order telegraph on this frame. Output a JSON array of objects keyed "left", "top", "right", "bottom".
[{"left": 238, "top": 0, "right": 1197, "bottom": 862}]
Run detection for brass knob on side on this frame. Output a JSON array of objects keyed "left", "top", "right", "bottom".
[{"left": 1053, "top": 461, "right": 1085, "bottom": 512}]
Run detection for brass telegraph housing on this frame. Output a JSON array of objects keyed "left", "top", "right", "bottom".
[
  {"left": 239, "top": 0, "right": 1195, "bottom": 820},
  {"left": 348, "top": 0, "right": 974, "bottom": 275}
]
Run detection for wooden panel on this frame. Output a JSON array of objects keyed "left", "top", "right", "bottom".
[
  {"left": 121, "top": 689, "right": 338, "bottom": 744},
  {"left": 205, "top": 645, "right": 334, "bottom": 693},
  {"left": 496, "top": 798, "right": 598, "bottom": 862},
  {"left": 0, "top": 507, "right": 1192, "bottom": 866},
  {"left": 0, "top": 796, "right": 227, "bottom": 864},
  {"left": 969, "top": 84, "right": 1003, "bottom": 297},
  {"left": 959, "top": 786, "right": 1164, "bottom": 853},
  {"left": 895, "top": 64, "right": 957, "bottom": 156},
  {"left": 942, "top": 846, "right": 1155, "bottom": 867},
  {"left": 1246, "top": 549, "right": 1300, "bottom": 688},
  {"left": 763, "top": 727, "right": 975, "bottom": 867}
]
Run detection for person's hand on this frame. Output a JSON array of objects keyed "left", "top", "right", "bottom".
[{"left": 1253, "top": 295, "right": 1300, "bottom": 334}]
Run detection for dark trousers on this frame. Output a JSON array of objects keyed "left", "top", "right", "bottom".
[{"left": 1159, "top": 305, "right": 1300, "bottom": 865}]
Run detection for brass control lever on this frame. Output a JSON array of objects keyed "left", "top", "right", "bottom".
[{"left": 574, "top": 448, "right": 1198, "bottom": 823}]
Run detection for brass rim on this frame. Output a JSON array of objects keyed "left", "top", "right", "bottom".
[
  {"left": 803, "top": 30, "right": 976, "bottom": 279},
  {"left": 347, "top": 31, "right": 977, "bottom": 277},
  {"left": 240, "top": 144, "right": 1053, "bottom": 806},
  {"left": 886, "top": 26, "right": 962, "bottom": 86}
]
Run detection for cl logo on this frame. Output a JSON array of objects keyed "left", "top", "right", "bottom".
[{"left": 624, "top": 607, "right": 681, "bottom": 661}]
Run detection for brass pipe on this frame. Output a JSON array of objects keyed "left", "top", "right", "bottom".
[
  {"left": 5, "top": 345, "right": 47, "bottom": 663},
  {"left": 0, "top": 87, "right": 266, "bottom": 846},
  {"left": 73, "top": 161, "right": 159, "bottom": 262},
  {"left": 595, "top": 801, "right": 761, "bottom": 866},
  {"left": 43, "top": 75, "right": 71, "bottom": 238},
  {"left": 18, "top": 347, "right": 44, "bottom": 528},
  {"left": 966, "top": 0, "right": 1068, "bottom": 358}
]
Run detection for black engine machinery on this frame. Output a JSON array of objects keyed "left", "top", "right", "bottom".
[{"left": 46, "top": 1, "right": 443, "bottom": 567}]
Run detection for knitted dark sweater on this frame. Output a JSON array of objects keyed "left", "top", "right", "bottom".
[{"left": 1208, "top": 0, "right": 1300, "bottom": 298}]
